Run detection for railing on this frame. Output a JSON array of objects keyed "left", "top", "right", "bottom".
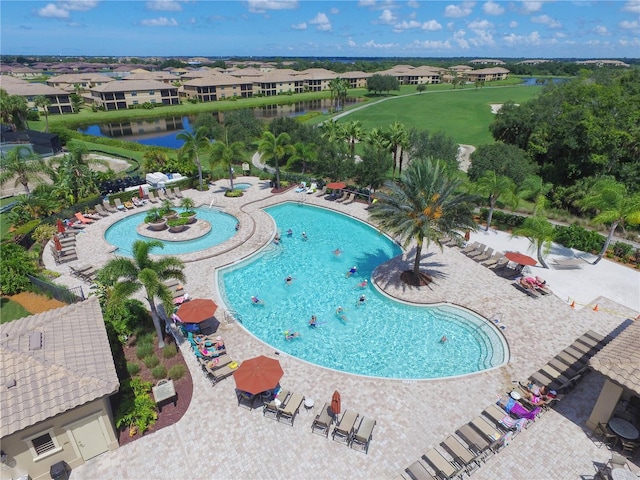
[{"left": 27, "top": 275, "right": 85, "bottom": 304}]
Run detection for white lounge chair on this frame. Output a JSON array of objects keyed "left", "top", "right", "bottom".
[
  {"left": 332, "top": 410, "right": 358, "bottom": 444},
  {"left": 350, "top": 417, "right": 376, "bottom": 453}
]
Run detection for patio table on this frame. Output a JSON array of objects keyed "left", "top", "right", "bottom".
[
  {"left": 611, "top": 468, "right": 638, "bottom": 480},
  {"left": 609, "top": 418, "right": 640, "bottom": 441}
]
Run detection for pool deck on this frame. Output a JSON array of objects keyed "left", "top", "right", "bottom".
[{"left": 48, "top": 178, "right": 640, "bottom": 480}]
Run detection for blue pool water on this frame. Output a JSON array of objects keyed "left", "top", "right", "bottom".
[
  {"left": 232, "top": 183, "right": 252, "bottom": 190},
  {"left": 105, "top": 207, "right": 238, "bottom": 256},
  {"left": 219, "top": 203, "right": 507, "bottom": 379}
]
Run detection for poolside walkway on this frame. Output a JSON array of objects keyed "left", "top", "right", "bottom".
[{"left": 47, "top": 179, "right": 639, "bottom": 480}]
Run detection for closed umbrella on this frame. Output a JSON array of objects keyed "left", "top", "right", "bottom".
[
  {"left": 233, "top": 355, "right": 284, "bottom": 395},
  {"left": 56, "top": 218, "right": 66, "bottom": 233},
  {"left": 505, "top": 251, "right": 537, "bottom": 266},
  {"left": 53, "top": 236, "right": 63, "bottom": 251},
  {"left": 138, "top": 185, "right": 145, "bottom": 199},
  {"left": 331, "top": 390, "right": 341, "bottom": 417}
]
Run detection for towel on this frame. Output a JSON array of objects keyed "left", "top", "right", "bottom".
[
  {"left": 499, "top": 415, "right": 528, "bottom": 432},
  {"left": 501, "top": 398, "right": 541, "bottom": 420}
]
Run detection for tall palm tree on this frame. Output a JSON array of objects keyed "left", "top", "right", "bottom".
[
  {"left": 177, "top": 127, "right": 211, "bottom": 190},
  {"left": 473, "top": 170, "right": 518, "bottom": 231},
  {"left": 319, "top": 120, "right": 340, "bottom": 143},
  {"left": 517, "top": 174, "right": 552, "bottom": 215},
  {"left": 365, "top": 127, "right": 391, "bottom": 151},
  {"left": 287, "top": 141, "right": 317, "bottom": 174},
  {"left": 210, "top": 128, "right": 244, "bottom": 190},
  {"left": 341, "top": 120, "right": 363, "bottom": 159},
  {"left": 34, "top": 95, "right": 51, "bottom": 133},
  {"left": 327, "top": 77, "right": 348, "bottom": 111},
  {"left": 257, "top": 131, "right": 294, "bottom": 189},
  {"left": 98, "top": 240, "right": 185, "bottom": 348},
  {"left": 388, "top": 121, "right": 409, "bottom": 178},
  {"left": 513, "top": 216, "right": 556, "bottom": 269},
  {"left": 51, "top": 143, "right": 107, "bottom": 203},
  {"left": 0, "top": 146, "right": 45, "bottom": 194},
  {"left": 580, "top": 179, "right": 640, "bottom": 264},
  {"left": 370, "top": 157, "right": 476, "bottom": 285}
]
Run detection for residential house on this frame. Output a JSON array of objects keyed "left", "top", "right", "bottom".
[
  {"left": 340, "top": 71, "right": 372, "bottom": 89},
  {"left": 90, "top": 80, "right": 180, "bottom": 110},
  {"left": 0, "top": 78, "right": 73, "bottom": 114},
  {"left": 253, "top": 69, "right": 304, "bottom": 96},
  {"left": 469, "top": 59, "right": 507, "bottom": 65},
  {"left": 46, "top": 73, "right": 114, "bottom": 92},
  {"left": 182, "top": 73, "right": 254, "bottom": 101},
  {"left": 466, "top": 67, "right": 510, "bottom": 82},
  {"left": 0, "top": 297, "right": 120, "bottom": 480}
]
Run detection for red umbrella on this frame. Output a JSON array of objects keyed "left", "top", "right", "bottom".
[
  {"left": 505, "top": 251, "right": 537, "bottom": 266},
  {"left": 176, "top": 298, "right": 218, "bottom": 323},
  {"left": 138, "top": 185, "right": 145, "bottom": 198},
  {"left": 331, "top": 389, "right": 341, "bottom": 416},
  {"left": 56, "top": 218, "right": 66, "bottom": 233},
  {"left": 326, "top": 182, "right": 346, "bottom": 190},
  {"left": 233, "top": 355, "right": 284, "bottom": 395},
  {"left": 53, "top": 236, "right": 63, "bottom": 251}
]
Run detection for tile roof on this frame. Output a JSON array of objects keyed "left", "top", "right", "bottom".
[
  {"left": 589, "top": 319, "right": 640, "bottom": 396},
  {"left": 0, "top": 297, "right": 119, "bottom": 438},
  {"left": 91, "top": 79, "right": 175, "bottom": 92}
]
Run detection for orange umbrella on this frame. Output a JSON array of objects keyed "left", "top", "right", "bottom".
[
  {"left": 327, "top": 182, "right": 346, "bottom": 190},
  {"left": 233, "top": 355, "right": 284, "bottom": 395},
  {"left": 56, "top": 218, "right": 66, "bottom": 233},
  {"left": 331, "top": 390, "right": 341, "bottom": 416},
  {"left": 505, "top": 251, "right": 537, "bottom": 266},
  {"left": 176, "top": 298, "right": 218, "bottom": 323},
  {"left": 53, "top": 236, "right": 63, "bottom": 251}
]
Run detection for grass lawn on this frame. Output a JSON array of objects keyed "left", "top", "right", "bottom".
[
  {"left": 0, "top": 297, "right": 31, "bottom": 323},
  {"left": 336, "top": 85, "right": 542, "bottom": 146}
]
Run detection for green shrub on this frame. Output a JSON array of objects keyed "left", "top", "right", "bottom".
[
  {"left": 224, "top": 189, "right": 243, "bottom": 197},
  {"left": 611, "top": 241, "right": 634, "bottom": 261},
  {"left": 151, "top": 364, "right": 167, "bottom": 379},
  {"left": 162, "top": 345, "right": 177, "bottom": 359},
  {"left": 114, "top": 377, "right": 157, "bottom": 434},
  {"left": 136, "top": 343, "right": 154, "bottom": 360},
  {"left": 553, "top": 225, "right": 605, "bottom": 253},
  {"left": 167, "top": 364, "right": 186, "bottom": 380},
  {"left": 167, "top": 217, "right": 189, "bottom": 227},
  {"left": 143, "top": 355, "right": 160, "bottom": 368},
  {"left": 127, "top": 362, "right": 140, "bottom": 375}
]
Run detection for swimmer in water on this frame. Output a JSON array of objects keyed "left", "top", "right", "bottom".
[
  {"left": 333, "top": 248, "right": 342, "bottom": 256},
  {"left": 302, "top": 231, "right": 308, "bottom": 241},
  {"left": 346, "top": 266, "right": 357, "bottom": 278},
  {"left": 285, "top": 275, "right": 294, "bottom": 285},
  {"left": 284, "top": 330, "right": 301, "bottom": 340},
  {"left": 251, "top": 295, "right": 264, "bottom": 305},
  {"left": 440, "top": 336, "right": 448, "bottom": 344},
  {"left": 357, "top": 294, "right": 366, "bottom": 307},
  {"left": 287, "top": 229, "right": 293, "bottom": 237},
  {"left": 336, "top": 306, "right": 347, "bottom": 321},
  {"left": 309, "top": 315, "right": 317, "bottom": 327}
]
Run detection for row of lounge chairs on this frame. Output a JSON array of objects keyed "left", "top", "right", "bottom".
[
  {"left": 326, "top": 190, "right": 358, "bottom": 204},
  {"left": 51, "top": 233, "right": 78, "bottom": 264},
  {"left": 310, "top": 403, "right": 376, "bottom": 454},
  {"left": 401, "top": 329, "right": 610, "bottom": 480},
  {"left": 101, "top": 187, "right": 184, "bottom": 212},
  {"left": 69, "top": 264, "right": 99, "bottom": 282},
  {"left": 262, "top": 390, "right": 306, "bottom": 426},
  {"left": 185, "top": 332, "right": 238, "bottom": 385}
]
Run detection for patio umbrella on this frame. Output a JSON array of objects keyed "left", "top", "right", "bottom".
[
  {"left": 326, "top": 182, "right": 346, "bottom": 190},
  {"left": 505, "top": 251, "right": 537, "bottom": 266},
  {"left": 331, "top": 390, "right": 341, "bottom": 417},
  {"left": 53, "top": 236, "right": 63, "bottom": 251},
  {"left": 56, "top": 218, "right": 65, "bottom": 233},
  {"left": 233, "top": 355, "right": 284, "bottom": 395},
  {"left": 176, "top": 299, "right": 220, "bottom": 334}
]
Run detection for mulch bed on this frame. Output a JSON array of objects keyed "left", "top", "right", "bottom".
[
  {"left": 9, "top": 291, "right": 67, "bottom": 314},
  {"left": 117, "top": 333, "right": 193, "bottom": 446}
]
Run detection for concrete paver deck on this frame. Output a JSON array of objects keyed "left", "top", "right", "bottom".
[{"left": 47, "top": 178, "right": 639, "bottom": 480}]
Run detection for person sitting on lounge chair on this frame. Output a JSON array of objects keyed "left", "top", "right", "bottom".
[
  {"left": 519, "top": 383, "right": 556, "bottom": 406},
  {"left": 519, "top": 277, "right": 538, "bottom": 292},
  {"left": 497, "top": 395, "right": 541, "bottom": 420}
]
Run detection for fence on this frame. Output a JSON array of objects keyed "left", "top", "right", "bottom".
[{"left": 27, "top": 275, "right": 85, "bottom": 304}]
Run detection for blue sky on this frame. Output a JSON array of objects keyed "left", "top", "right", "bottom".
[{"left": 1, "top": 1, "right": 639, "bottom": 58}]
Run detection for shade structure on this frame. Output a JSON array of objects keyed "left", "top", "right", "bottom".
[
  {"left": 331, "top": 390, "right": 341, "bottom": 416},
  {"left": 233, "top": 355, "right": 284, "bottom": 395},
  {"left": 53, "top": 236, "right": 63, "bottom": 251},
  {"left": 505, "top": 251, "right": 537, "bottom": 266},
  {"left": 56, "top": 219, "right": 65, "bottom": 233},
  {"left": 177, "top": 298, "right": 218, "bottom": 323},
  {"left": 326, "top": 182, "right": 346, "bottom": 190}
]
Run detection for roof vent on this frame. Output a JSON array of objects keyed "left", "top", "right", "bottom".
[
  {"left": 6, "top": 378, "right": 16, "bottom": 389},
  {"left": 29, "top": 332, "right": 42, "bottom": 350}
]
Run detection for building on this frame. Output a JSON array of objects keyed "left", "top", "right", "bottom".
[
  {"left": 46, "top": 73, "right": 114, "bottom": 92},
  {"left": 0, "top": 77, "right": 73, "bottom": 114},
  {"left": 466, "top": 67, "right": 510, "bottom": 82},
  {"left": 90, "top": 79, "right": 180, "bottom": 110},
  {"left": 469, "top": 59, "right": 507, "bottom": 66},
  {"left": 182, "top": 73, "right": 254, "bottom": 101},
  {"left": 0, "top": 297, "right": 120, "bottom": 480},
  {"left": 576, "top": 59, "right": 630, "bottom": 68}
]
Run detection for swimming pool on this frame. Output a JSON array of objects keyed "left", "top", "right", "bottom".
[
  {"left": 232, "top": 183, "right": 252, "bottom": 190},
  {"left": 105, "top": 207, "right": 238, "bottom": 256},
  {"left": 219, "top": 203, "right": 507, "bottom": 379}
]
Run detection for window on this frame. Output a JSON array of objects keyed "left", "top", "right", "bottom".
[
  {"left": 132, "top": 100, "right": 138, "bottom": 105},
  {"left": 32, "top": 433, "right": 55, "bottom": 455},
  {"left": 24, "top": 429, "right": 61, "bottom": 460},
  {"left": 131, "top": 91, "right": 137, "bottom": 96},
  {"left": 149, "top": 90, "right": 155, "bottom": 95}
]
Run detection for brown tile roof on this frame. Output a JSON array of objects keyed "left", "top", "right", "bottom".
[
  {"left": 590, "top": 319, "right": 640, "bottom": 396},
  {"left": 0, "top": 297, "right": 119, "bottom": 438},
  {"left": 91, "top": 79, "right": 176, "bottom": 93},
  {"left": 1, "top": 82, "right": 68, "bottom": 96}
]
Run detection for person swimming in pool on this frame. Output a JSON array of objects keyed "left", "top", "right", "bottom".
[
  {"left": 285, "top": 275, "right": 294, "bottom": 285},
  {"left": 284, "top": 330, "right": 301, "bottom": 340},
  {"left": 309, "top": 315, "right": 317, "bottom": 328},
  {"left": 356, "top": 279, "right": 368, "bottom": 289},
  {"left": 333, "top": 248, "right": 342, "bottom": 256},
  {"left": 302, "top": 231, "right": 308, "bottom": 241},
  {"left": 440, "top": 336, "right": 448, "bottom": 343},
  {"left": 346, "top": 266, "right": 357, "bottom": 278},
  {"left": 357, "top": 294, "right": 366, "bottom": 307},
  {"left": 251, "top": 295, "right": 264, "bottom": 305},
  {"left": 336, "top": 306, "right": 347, "bottom": 321},
  {"left": 287, "top": 229, "right": 293, "bottom": 237}
]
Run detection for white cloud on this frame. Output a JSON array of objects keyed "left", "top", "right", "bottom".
[
  {"left": 140, "top": 16, "right": 178, "bottom": 26},
  {"left": 37, "top": 4, "right": 70, "bottom": 18},
  {"left": 309, "top": 12, "right": 331, "bottom": 31},
  {"left": 291, "top": 22, "right": 307, "bottom": 30},
  {"left": 619, "top": 37, "right": 640, "bottom": 47},
  {"left": 407, "top": 0, "right": 420, "bottom": 7},
  {"left": 503, "top": 30, "right": 542, "bottom": 46},
  {"left": 444, "top": 1, "right": 475, "bottom": 18},
  {"left": 146, "top": 1, "right": 182, "bottom": 11},
  {"left": 363, "top": 39, "right": 399, "bottom": 48},
  {"left": 483, "top": 1, "right": 504, "bottom": 15},
  {"left": 554, "top": 31, "right": 567, "bottom": 38},
  {"left": 358, "top": 0, "right": 376, "bottom": 6},
  {"left": 411, "top": 39, "right": 452, "bottom": 49},
  {"left": 329, "top": 7, "right": 339, "bottom": 14},
  {"left": 377, "top": 9, "right": 397, "bottom": 24},
  {"left": 621, "top": 0, "right": 640, "bottom": 13},
  {"left": 509, "top": 20, "right": 518, "bottom": 28},
  {"left": 59, "top": 0, "right": 99, "bottom": 11},
  {"left": 531, "top": 14, "right": 561, "bottom": 28},
  {"left": 422, "top": 19, "right": 442, "bottom": 31},
  {"left": 358, "top": 0, "right": 399, "bottom": 10},
  {"left": 520, "top": 1, "right": 544, "bottom": 14},
  {"left": 347, "top": 37, "right": 357, "bottom": 47},
  {"left": 468, "top": 18, "right": 492, "bottom": 30},
  {"left": 594, "top": 25, "right": 611, "bottom": 36},
  {"left": 453, "top": 29, "right": 470, "bottom": 48},
  {"left": 247, "top": 0, "right": 298, "bottom": 14},
  {"left": 393, "top": 20, "right": 421, "bottom": 32},
  {"left": 619, "top": 19, "right": 639, "bottom": 29}
]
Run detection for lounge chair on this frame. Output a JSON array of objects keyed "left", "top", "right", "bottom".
[
  {"left": 164, "top": 188, "right": 175, "bottom": 200},
  {"left": 132, "top": 197, "right": 145, "bottom": 207},
  {"left": 173, "top": 187, "right": 183, "bottom": 198},
  {"left": 147, "top": 191, "right": 159, "bottom": 203},
  {"left": 315, "top": 186, "right": 327, "bottom": 197},
  {"left": 490, "top": 256, "right": 510, "bottom": 270},
  {"left": 156, "top": 189, "right": 167, "bottom": 201},
  {"left": 295, "top": 182, "right": 307, "bottom": 193},
  {"left": 460, "top": 241, "right": 480, "bottom": 253},
  {"left": 74, "top": 212, "right": 95, "bottom": 224},
  {"left": 264, "top": 389, "right": 290, "bottom": 419},
  {"left": 94, "top": 204, "right": 110, "bottom": 216},
  {"left": 552, "top": 257, "right": 584, "bottom": 269},
  {"left": 405, "top": 461, "right": 436, "bottom": 480},
  {"left": 455, "top": 424, "right": 493, "bottom": 456},
  {"left": 277, "top": 392, "right": 304, "bottom": 426},
  {"left": 483, "top": 404, "right": 528, "bottom": 434},
  {"left": 311, "top": 402, "right": 334, "bottom": 437},
  {"left": 332, "top": 410, "right": 358, "bottom": 444},
  {"left": 123, "top": 200, "right": 134, "bottom": 209},
  {"left": 547, "top": 358, "right": 583, "bottom": 379},
  {"left": 342, "top": 193, "right": 356, "bottom": 204},
  {"left": 466, "top": 243, "right": 487, "bottom": 258},
  {"left": 441, "top": 435, "right": 483, "bottom": 475},
  {"left": 473, "top": 247, "right": 494, "bottom": 263},
  {"left": 469, "top": 416, "right": 503, "bottom": 446},
  {"left": 422, "top": 448, "right": 462, "bottom": 480},
  {"left": 207, "top": 362, "right": 237, "bottom": 385},
  {"left": 307, "top": 182, "right": 317, "bottom": 194},
  {"left": 333, "top": 191, "right": 349, "bottom": 202},
  {"left": 114, "top": 198, "right": 126, "bottom": 211},
  {"left": 102, "top": 200, "right": 117, "bottom": 213},
  {"left": 350, "top": 417, "right": 376, "bottom": 453},
  {"left": 513, "top": 279, "right": 542, "bottom": 298},
  {"left": 481, "top": 252, "right": 503, "bottom": 267}
]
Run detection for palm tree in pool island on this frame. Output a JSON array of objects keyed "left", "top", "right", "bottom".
[
  {"left": 370, "top": 157, "right": 476, "bottom": 286},
  {"left": 258, "top": 131, "right": 294, "bottom": 190},
  {"left": 210, "top": 128, "right": 245, "bottom": 191},
  {"left": 99, "top": 240, "right": 185, "bottom": 348},
  {"left": 177, "top": 127, "right": 211, "bottom": 191}
]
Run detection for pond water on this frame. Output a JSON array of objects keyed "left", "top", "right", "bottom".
[{"left": 520, "top": 77, "right": 567, "bottom": 86}]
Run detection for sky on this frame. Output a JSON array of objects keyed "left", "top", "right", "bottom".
[{"left": 1, "top": 0, "right": 639, "bottom": 59}]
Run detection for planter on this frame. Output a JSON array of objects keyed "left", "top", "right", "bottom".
[
  {"left": 182, "top": 214, "right": 197, "bottom": 224},
  {"left": 169, "top": 224, "right": 186, "bottom": 233},
  {"left": 147, "top": 219, "right": 167, "bottom": 231},
  {"left": 164, "top": 213, "right": 177, "bottom": 221}
]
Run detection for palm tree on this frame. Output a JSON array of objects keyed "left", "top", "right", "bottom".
[
  {"left": 388, "top": 121, "right": 409, "bottom": 178},
  {"left": 287, "top": 142, "right": 317, "bottom": 174},
  {"left": 518, "top": 175, "right": 552, "bottom": 215},
  {"left": 210, "top": 128, "right": 244, "bottom": 190},
  {"left": 365, "top": 127, "right": 391, "bottom": 151},
  {"left": 341, "top": 120, "right": 363, "bottom": 159},
  {"left": 328, "top": 77, "right": 348, "bottom": 111},
  {"left": 579, "top": 179, "right": 640, "bottom": 264},
  {"left": 98, "top": 240, "right": 185, "bottom": 348},
  {"left": 513, "top": 216, "right": 556, "bottom": 269},
  {"left": 51, "top": 143, "right": 107, "bottom": 203},
  {"left": 473, "top": 170, "right": 518, "bottom": 231},
  {"left": 0, "top": 146, "right": 45, "bottom": 194},
  {"left": 370, "top": 157, "right": 476, "bottom": 286},
  {"left": 319, "top": 120, "right": 340, "bottom": 143},
  {"left": 257, "top": 131, "right": 294, "bottom": 190},
  {"left": 177, "top": 127, "right": 211, "bottom": 191},
  {"left": 34, "top": 95, "right": 51, "bottom": 133}
]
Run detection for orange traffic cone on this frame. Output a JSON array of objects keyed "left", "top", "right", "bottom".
[
  {"left": 570, "top": 300, "right": 575, "bottom": 308},
  {"left": 593, "top": 304, "right": 599, "bottom": 312}
]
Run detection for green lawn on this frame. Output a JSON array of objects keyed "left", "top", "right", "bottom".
[
  {"left": 336, "top": 85, "right": 542, "bottom": 146},
  {"left": 0, "top": 297, "right": 31, "bottom": 323}
]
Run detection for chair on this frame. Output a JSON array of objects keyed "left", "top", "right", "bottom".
[
  {"left": 483, "top": 404, "right": 527, "bottom": 434},
  {"left": 482, "top": 252, "right": 504, "bottom": 267},
  {"left": 311, "top": 402, "right": 334, "bottom": 437},
  {"left": 460, "top": 241, "right": 480, "bottom": 254},
  {"left": 315, "top": 186, "right": 327, "bottom": 197},
  {"left": 206, "top": 362, "right": 237, "bottom": 384},
  {"left": 456, "top": 424, "right": 493, "bottom": 457},
  {"left": 465, "top": 244, "right": 487, "bottom": 257},
  {"left": 513, "top": 278, "right": 542, "bottom": 298},
  {"left": 277, "top": 392, "right": 304, "bottom": 426},
  {"left": 473, "top": 247, "right": 494, "bottom": 263},
  {"left": 441, "top": 435, "right": 482, "bottom": 475},
  {"left": 350, "top": 417, "right": 376, "bottom": 453},
  {"left": 147, "top": 191, "right": 159, "bottom": 203},
  {"left": 552, "top": 257, "right": 584, "bottom": 269},
  {"left": 307, "top": 182, "right": 317, "bottom": 194},
  {"left": 343, "top": 193, "right": 357, "bottom": 204},
  {"left": 123, "top": 200, "right": 135, "bottom": 209},
  {"left": 236, "top": 389, "right": 258, "bottom": 410},
  {"left": 114, "top": 198, "right": 126, "bottom": 211},
  {"left": 422, "top": 448, "right": 462, "bottom": 480},
  {"left": 609, "top": 452, "right": 629, "bottom": 469},
  {"left": 94, "top": 204, "right": 110, "bottom": 216},
  {"left": 332, "top": 410, "right": 358, "bottom": 444},
  {"left": 620, "top": 439, "right": 640, "bottom": 458},
  {"left": 591, "top": 422, "right": 619, "bottom": 449},
  {"left": 295, "top": 182, "right": 307, "bottom": 193},
  {"left": 264, "top": 389, "right": 290, "bottom": 419},
  {"left": 156, "top": 189, "right": 167, "bottom": 201},
  {"left": 102, "top": 200, "right": 117, "bottom": 213},
  {"left": 490, "top": 256, "right": 510, "bottom": 270},
  {"left": 405, "top": 461, "right": 436, "bottom": 480},
  {"left": 333, "top": 191, "right": 349, "bottom": 202},
  {"left": 74, "top": 212, "right": 95, "bottom": 224},
  {"left": 173, "top": 187, "right": 183, "bottom": 198},
  {"left": 469, "top": 416, "right": 504, "bottom": 447},
  {"left": 164, "top": 188, "right": 176, "bottom": 200}
]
